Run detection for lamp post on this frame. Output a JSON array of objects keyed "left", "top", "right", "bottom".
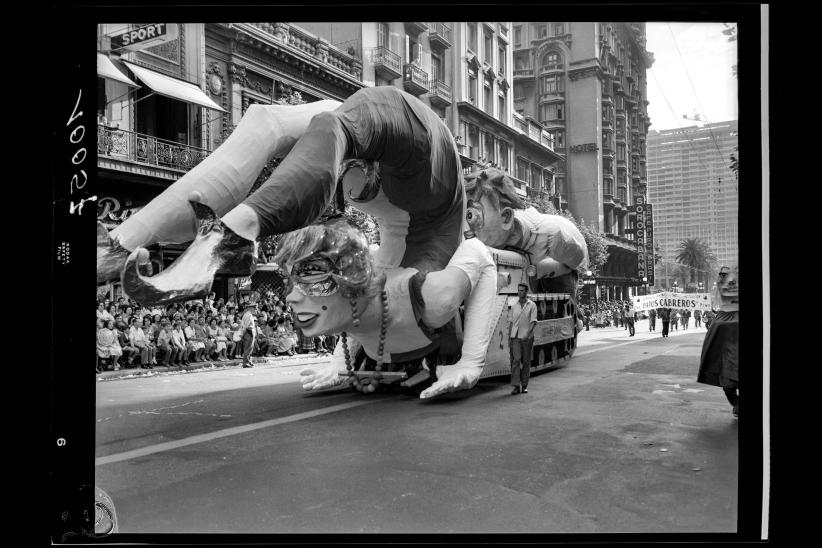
[
  {"left": 642, "top": 276, "right": 648, "bottom": 296},
  {"left": 698, "top": 281, "right": 704, "bottom": 293},
  {"left": 672, "top": 281, "right": 678, "bottom": 293}
]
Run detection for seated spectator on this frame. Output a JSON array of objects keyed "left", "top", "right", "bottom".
[
  {"left": 155, "top": 320, "right": 178, "bottom": 366},
  {"left": 97, "top": 302, "right": 114, "bottom": 323},
  {"left": 258, "top": 319, "right": 277, "bottom": 356},
  {"left": 129, "top": 316, "right": 155, "bottom": 369},
  {"left": 96, "top": 319, "right": 123, "bottom": 372},
  {"left": 217, "top": 319, "right": 235, "bottom": 360},
  {"left": 208, "top": 318, "right": 228, "bottom": 361},
  {"left": 115, "top": 320, "right": 137, "bottom": 367},
  {"left": 184, "top": 317, "right": 206, "bottom": 362},
  {"left": 171, "top": 319, "right": 188, "bottom": 365},
  {"left": 274, "top": 317, "right": 296, "bottom": 356},
  {"left": 195, "top": 316, "right": 215, "bottom": 360}
]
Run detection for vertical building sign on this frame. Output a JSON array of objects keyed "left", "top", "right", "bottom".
[
  {"left": 645, "top": 203, "right": 654, "bottom": 286},
  {"left": 634, "top": 195, "right": 647, "bottom": 282}
]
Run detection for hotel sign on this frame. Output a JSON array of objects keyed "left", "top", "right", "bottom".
[
  {"left": 110, "top": 23, "right": 178, "bottom": 52},
  {"left": 569, "top": 143, "right": 598, "bottom": 153}
]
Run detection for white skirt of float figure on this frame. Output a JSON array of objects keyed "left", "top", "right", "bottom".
[
  {"left": 418, "top": 223, "right": 498, "bottom": 399},
  {"left": 106, "top": 100, "right": 341, "bottom": 252}
]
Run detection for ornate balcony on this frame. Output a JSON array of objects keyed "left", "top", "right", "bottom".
[
  {"left": 513, "top": 68, "right": 534, "bottom": 80},
  {"left": 370, "top": 46, "right": 402, "bottom": 80},
  {"left": 428, "top": 22, "right": 452, "bottom": 49},
  {"left": 405, "top": 22, "right": 429, "bottom": 35},
  {"left": 403, "top": 63, "right": 429, "bottom": 96},
  {"left": 428, "top": 80, "right": 452, "bottom": 107},
  {"left": 98, "top": 124, "right": 210, "bottom": 172}
]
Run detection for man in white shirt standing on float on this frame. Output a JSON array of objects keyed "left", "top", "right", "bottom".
[{"left": 509, "top": 283, "right": 538, "bottom": 395}]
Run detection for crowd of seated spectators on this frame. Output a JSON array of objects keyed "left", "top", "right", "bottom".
[{"left": 96, "top": 290, "right": 336, "bottom": 373}]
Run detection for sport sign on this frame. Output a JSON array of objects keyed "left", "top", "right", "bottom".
[{"left": 110, "top": 23, "right": 179, "bottom": 52}]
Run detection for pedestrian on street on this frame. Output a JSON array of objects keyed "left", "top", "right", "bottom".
[
  {"left": 682, "top": 309, "right": 691, "bottom": 330},
  {"left": 671, "top": 309, "right": 679, "bottom": 331},
  {"left": 625, "top": 307, "right": 636, "bottom": 336},
  {"left": 648, "top": 308, "right": 657, "bottom": 332},
  {"left": 659, "top": 307, "right": 671, "bottom": 338},
  {"left": 509, "top": 283, "right": 538, "bottom": 395},
  {"left": 693, "top": 308, "right": 702, "bottom": 328}
]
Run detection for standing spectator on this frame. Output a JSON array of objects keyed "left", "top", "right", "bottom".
[
  {"left": 142, "top": 315, "right": 159, "bottom": 365},
  {"left": 171, "top": 319, "right": 188, "bottom": 365},
  {"left": 97, "top": 319, "right": 123, "bottom": 372},
  {"left": 509, "top": 283, "right": 538, "bottom": 395},
  {"left": 648, "top": 307, "right": 657, "bottom": 332},
  {"left": 693, "top": 308, "right": 703, "bottom": 328},
  {"left": 240, "top": 302, "right": 258, "bottom": 368},
  {"left": 704, "top": 309, "right": 715, "bottom": 329},
  {"left": 129, "top": 316, "right": 154, "bottom": 369},
  {"left": 583, "top": 306, "right": 591, "bottom": 331},
  {"left": 231, "top": 322, "right": 244, "bottom": 358},
  {"left": 682, "top": 309, "right": 691, "bottom": 330},
  {"left": 658, "top": 308, "right": 671, "bottom": 338}
]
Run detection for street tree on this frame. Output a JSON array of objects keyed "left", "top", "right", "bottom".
[{"left": 674, "top": 238, "right": 717, "bottom": 287}]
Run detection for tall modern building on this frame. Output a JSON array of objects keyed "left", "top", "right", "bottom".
[
  {"left": 646, "top": 121, "right": 739, "bottom": 289},
  {"left": 513, "top": 22, "right": 655, "bottom": 300}
]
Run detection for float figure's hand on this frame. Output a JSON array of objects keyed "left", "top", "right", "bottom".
[
  {"left": 299, "top": 363, "right": 350, "bottom": 391},
  {"left": 419, "top": 362, "right": 482, "bottom": 399}
]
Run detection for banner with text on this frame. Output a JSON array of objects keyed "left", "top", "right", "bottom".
[{"left": 632, "top": 292, "right": 713, "bottom": 312}]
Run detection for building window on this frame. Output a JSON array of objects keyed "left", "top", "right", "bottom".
[
  {"left": 553, "top": 22, "right": 564, "bottom": 36},
  {"left": 378, "top": 22, "right": 389, "bottom": 49},
  {"left": 531, "top": 165, "right": 542, "bottom": 189},
  {"left": 483, "top": 131, "right": 495, "bottom": 163},
  {"left": 484, "top": 31, "right": 493, "bottom": 64},
  {"left": 514, "top": 26, "right": 522, "bottom": 47},
  {"left": 541, "top": 51, "right": 563, "bottom": 71},
  {"left": 406, "top": 34, "right": 421, "bottom": 64},
  {"left": 484, "top": 81, "right": 493, "bottom": 116},
  {"left": 537, "top": 24, "right": 548, "bottom": 39},
  {"left": 468, "top": 69, "right": 478, "bottom": 104},
  {"left": 617, "top": 143, "right": 626, "bottom": 161},
  {"left": 540, "top": 102, "right": 564, "bottom": 121},
  {"left": 514, "top": 52, "right": 528, "bottom": 70},
  {"left": 555, "top": 176, "right": 565, "bottom": 195},
  {"left": 552, "top": 129, "right": 564, "bottom": 148},
  {"left": 498, "top": 92, "right": 506, "bottom": 122},
  {"left": 517, "top": 157, "right": 530, "bottom": 182},
  {"left": 540, "top": 74, "right": 564, "bottom": 94},
  {"left": 468, "top": 23, "right": 478, "bottom": 53},
  {"left": 544, "top": 170, "right": 554, "bottom": 194},
  {"left": 498, "top": 141, "right": 510, "bottom": 171},
  {"left": 468, "top": 124, "right": 480, "bottom": 159},
  {"left": 498, "top": 44, "right": 506, "bottom": 75},
  {"left": 431, "top": 52, "right": 443, "bottom": 83}
]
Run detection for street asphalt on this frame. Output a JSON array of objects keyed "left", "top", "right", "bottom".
[{"left": 95, "top": 319, "right": 738, "bottom": 535}]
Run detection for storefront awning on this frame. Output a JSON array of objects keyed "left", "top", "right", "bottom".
[
  {"left": 122, "top": 61, "right": 225, "bottom": 112},
  {"left": 97, "top": 53, "right": 139, "bottom": 87}
]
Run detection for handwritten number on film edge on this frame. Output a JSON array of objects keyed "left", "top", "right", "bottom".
[{"left": 67, "top": 89, "right": 96, "bottom": 214}]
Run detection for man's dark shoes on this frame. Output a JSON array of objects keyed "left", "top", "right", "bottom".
[
  {"left": 522, "top": 388, "right": 528, "bottom": 394},
  {"left": 511, "top": 386, "right": 521, "bottom": 395}
]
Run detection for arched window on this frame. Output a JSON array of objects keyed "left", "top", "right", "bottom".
[{"left": 541, "top": 51, "right": 563, "bottom": 71}]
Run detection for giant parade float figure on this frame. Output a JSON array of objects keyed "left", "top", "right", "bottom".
[{"left": 97, "top": 86, "right": 588, "bottom": 399}]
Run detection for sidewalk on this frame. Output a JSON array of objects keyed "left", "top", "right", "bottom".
[{"left": 96, "top": 351, "right": 331, "bottom": 381}]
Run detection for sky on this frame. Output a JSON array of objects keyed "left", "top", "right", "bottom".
[{"left": 645, "top": 22, "right": 738, "bottom": 132}]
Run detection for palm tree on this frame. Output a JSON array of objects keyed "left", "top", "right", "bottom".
[{"left": 675, "top": 238, "right": 717, "bottom": 287}]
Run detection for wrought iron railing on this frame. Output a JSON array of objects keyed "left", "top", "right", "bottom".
[
  {"left": 97, "top": 125, "right": 210, "bottom": 172},
  {"left": 370, "top": 46, "right": 401, "bottom": 74},
  {"left": 429, "top": 80, "right": 452, "bottom": 102}
]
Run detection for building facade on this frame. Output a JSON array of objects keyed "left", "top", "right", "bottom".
[
  {"left": 512, "top": 21, "right": 655, "bottom": 300},
  {"left": 646, "top": 121, "right": 739, "bottom": 289}
]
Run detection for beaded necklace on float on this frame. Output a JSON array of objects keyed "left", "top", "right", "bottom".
[{"left": 340, "top": 288, "right": 389, "bottom": 394}]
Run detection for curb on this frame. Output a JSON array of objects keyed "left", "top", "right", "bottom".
[{"left": 96, "top": 352, "right": 332, "bottom": 381}]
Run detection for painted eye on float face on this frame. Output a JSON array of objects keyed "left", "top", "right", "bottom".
[{"left": 466, "top": 203, "right": 484, "bottom": 229}]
